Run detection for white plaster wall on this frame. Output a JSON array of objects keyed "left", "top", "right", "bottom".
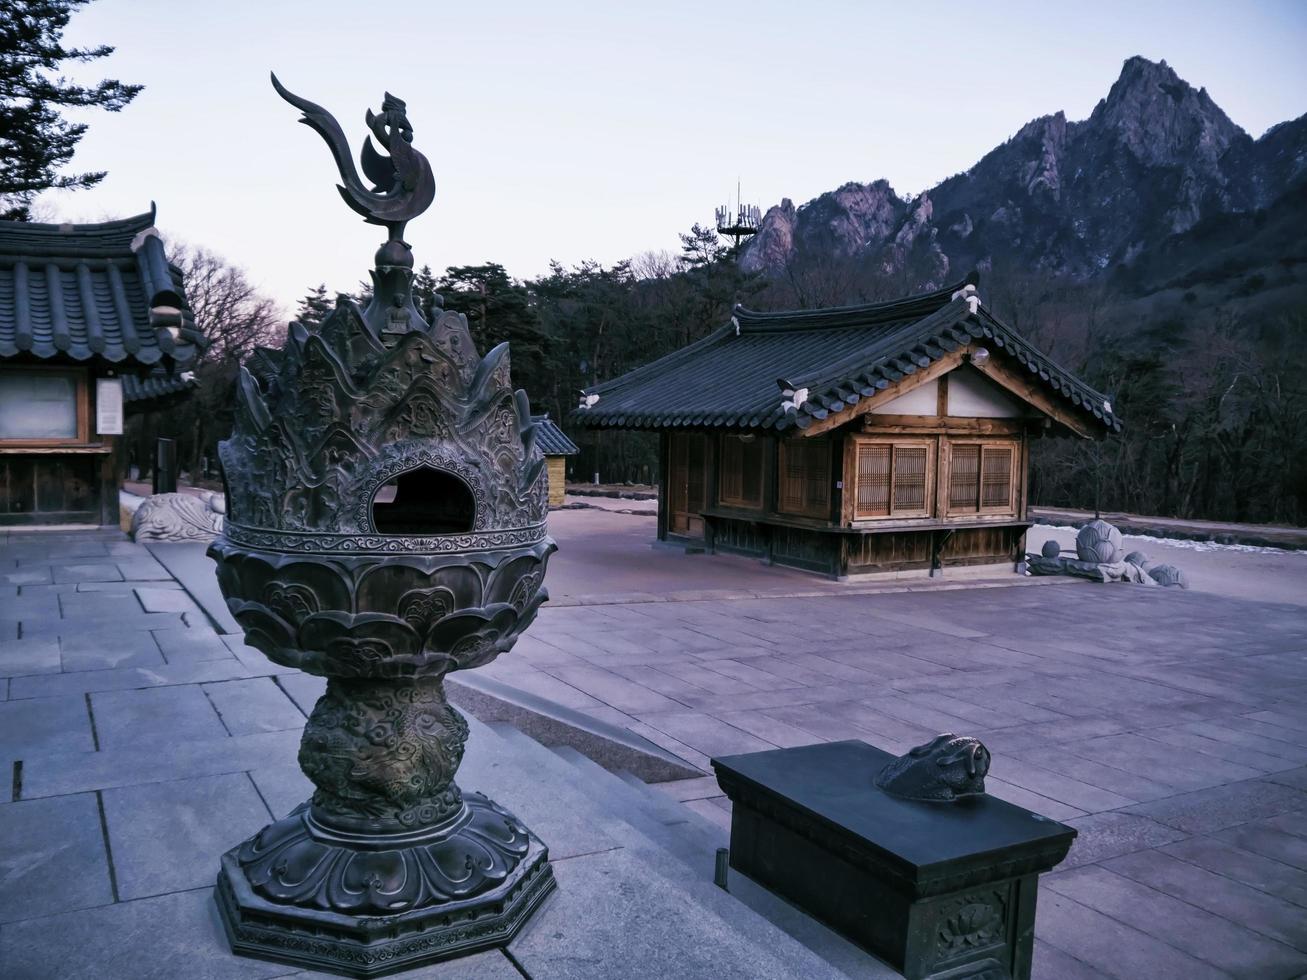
[
  {"left": 870, "top": 378, "right": 938, "bottom": 415},
  {"left": 947, "top": 367, "right": 1024, "bottom": 418}
]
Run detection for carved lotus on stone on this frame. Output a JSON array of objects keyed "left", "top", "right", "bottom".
[{"left": 211, "top": 540, "right": 553, "bottom": 678}]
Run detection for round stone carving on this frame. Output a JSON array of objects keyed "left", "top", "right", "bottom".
[
  {"left": 1040, "top": 539, "right": 1062, "bottom": 559},
  {"left": 1075, "top": 519, "right": 1123, "bottom": 564},
  {"left": 1124, "top": 550, "right": 1149, "bottom": 566},
  {"left": 1148, "top": 563, "right": 1190, "bottom": 588}
]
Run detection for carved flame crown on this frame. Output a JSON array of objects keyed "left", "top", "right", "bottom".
[{"left": 217, "top": 301, "right": 549, "bottom": 555}]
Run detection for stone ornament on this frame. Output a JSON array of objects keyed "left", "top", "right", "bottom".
[
  {"left": 1027, "top": 520, "right": 1188, "bottom": 588},
  {"left": 130, "top": 491, "right": 225, "bottom": 542},
  {"left": 210, "top": 78, "right": 554, "bottom": 977},
  {"left": 875, "top": 733, "right": 991, "bottom": 803},
  {"left": 1075, "top": 518, "right": 1123, "bottom": 564}
]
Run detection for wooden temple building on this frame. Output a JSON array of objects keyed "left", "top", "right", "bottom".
[
  {"left": 0, "top": 209, "right": 202, "bottom": 526},
  {"left": 572, "top": 275, "right": 1121, "bottom": 578}
]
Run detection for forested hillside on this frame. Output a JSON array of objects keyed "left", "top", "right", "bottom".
[{"left": 139, "top": 57, "right": 1307, "bottom": 526}]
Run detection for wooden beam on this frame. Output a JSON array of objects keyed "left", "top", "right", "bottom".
[
  {"left": 800, "top": 349, "right": 969, "bottom": 438},
  {"left": 936, "top": 371, "right": 949, "bottom": 417},
  {"left": 862, "top": 415, "right": 1026, "bottom": 435},
  {"left": 969, "top": 356, "right": 1096, "bottom": 439}
]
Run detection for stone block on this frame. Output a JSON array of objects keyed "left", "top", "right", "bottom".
[
  {"left": 0, "top": 887, "right": 291, "bottom": 979},
  {"left": 203, "top": 678, "right": 306, "bottom": 736},
  {"left": 510, "top": 847, "right": 834, "bottom": 980},
  {"left": 58, "top": 629, "right": 166, "bottom": 672},
  {"left": 714, "top": 740, "right": 1077, "bottom": 980},
  {"left": 0, "top": 793, "right": 113, "bottom": 923},
  {"left": 1059, "top": 810, "right": 1189, "bottom": 868},
  {"left": 1121, "top": 778, "right": 1307, "bottom": 835},
  {"left": 0, "top": 694, "right": 95, "bottom": 755},
  {"left": 0, "top": 566, "right": 51, "bottom": 586},
  {"left": 1105, "top": 848, "right": 1307, "bottom": 950},
  {"left": 1160, "top": 835, "right": 1307, "bottom": 907},
  {"left": 8, "top": 657, "right": 251, "bottom": 700},
  {"left": 274, "top": 672, "right": 326, "bottom": 715},
  {"left": 1045, "top": 865, "right": 1306, "bottom": 978},
  {"left": 135, "top": 587, "right": 202, "bottom": 614},
  {"left": 0, "top": 637, "right": 62, "bottom": 676},
  {"left": 153, "top": 627, "right": 235, "bottom": 665},
  {"left": 90, "top": 685, "right": 228, "bottom": 748},
  {"left": 102, "top": 771, "right": 271, "bottom": 899},
  {"left": 51, "top": 563, "right": 123, "bottom": 584},
  {"left": 1213, "top": 819, "right": 1307, "bottom": 870},
  {"left": 18, "top": 729, "right": 301, "bottom": 801},
  {"left": 1034, "top": 887, "right": 1229, "bottom": 980},
  {"left": 248, "top": 763, "right": 315, "bottom": 820}
]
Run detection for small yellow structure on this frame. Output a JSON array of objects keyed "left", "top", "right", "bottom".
[{"left": 531, "top": 414, "right": 579, "bottom": 507}]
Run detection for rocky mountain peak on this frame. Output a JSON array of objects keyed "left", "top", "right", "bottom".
[
  {"left": 738, "top": 56, "right": 1305, "bottom": 286},
  {"left": 1088, "top": 56, "right": 1245, "bottom": 167}
]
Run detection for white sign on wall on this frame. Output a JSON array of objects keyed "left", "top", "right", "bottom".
[{"left": 96, "top": 377, "right": 124, "bottom": 435}]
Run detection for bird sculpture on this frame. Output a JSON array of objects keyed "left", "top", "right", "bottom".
[{"left": 270, "top": 73, "right": 436, "bottom": 246}]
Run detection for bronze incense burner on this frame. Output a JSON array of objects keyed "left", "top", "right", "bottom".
[{"left": 210, "top": 75, "right": 555, "bottom": 976}]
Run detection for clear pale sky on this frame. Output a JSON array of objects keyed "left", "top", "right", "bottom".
[{"left": 40, "top": 0, "right": 1307, "bottom": 314}]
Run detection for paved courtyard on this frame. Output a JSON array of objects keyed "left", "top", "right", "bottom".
[{"left": 1, "top": 520, "right": 1306, "bottom": 978}]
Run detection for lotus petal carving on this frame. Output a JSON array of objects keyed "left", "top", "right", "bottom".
[
  {"left": 298, "top": 612, "right": 427, "bottom": 678},
  {"left": 238, "top": 794, "right": 531, "bottom": 914},
  {"left": 427, "top": 601, "right": 539, "bottom": 672}
]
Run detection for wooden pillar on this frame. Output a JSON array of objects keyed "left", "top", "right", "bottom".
[
  {"left": 656, "top": 432, "right": 669, "bottom": 541},
  {"left": 762, "top": 436, "right": 776, "bottom": 565}
]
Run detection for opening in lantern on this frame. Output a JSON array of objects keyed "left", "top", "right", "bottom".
[{"left": 371, "top": 466, "right": 476, "bottom": 535}]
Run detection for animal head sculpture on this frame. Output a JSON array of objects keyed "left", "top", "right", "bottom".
[{"left": 875, "top": 733, "right": 991, "bottom": 803}]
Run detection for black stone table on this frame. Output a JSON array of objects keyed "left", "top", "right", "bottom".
[{"left": 712, "top": 740, "right": 1077, "bottom": 980}]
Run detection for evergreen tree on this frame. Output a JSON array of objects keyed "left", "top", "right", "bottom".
[
  {"left": 437, "top": 263, "right": 551, "bottom": 387},
  {"left": 295, "top": 283, "right": 333, "bottom": 326},
  {"left": 0, "top": 0, "right": 142, "bottom": 219},
  {"left": 412, "top": 265, "right": 439, "bottom": 320}
]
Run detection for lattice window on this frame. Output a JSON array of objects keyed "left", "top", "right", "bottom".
[
  {"left": 778, "top": 437, "right": 831, "bottom": 518},
  {"left": 981, "top": 446, "right": 1013, "bottom": 508},
  {"left": 719, "top": 434, "right": 764, "bottom": 509},
  {"left": 947, "top": 441, "right": 1017, "bottom": 514},
  {"left": 949, "top": 445, "right": 980, "bottom": 510},
  {"left": 852, "top": 438, "right": 933, "bottom": 519}
]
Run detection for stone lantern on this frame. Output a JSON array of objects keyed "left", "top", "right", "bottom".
[{"left": 209, "top": 76, "right": 555, "bottom": 975}]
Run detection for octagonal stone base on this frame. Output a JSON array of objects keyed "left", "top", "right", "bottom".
[{"left": 215, "top": 795, "right": 555, "bottom": 978}]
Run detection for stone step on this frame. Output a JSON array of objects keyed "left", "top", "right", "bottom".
[
  {"left": 477, "top": 721, "right": 861, "bottom": 979},
  {"left": 551, "top": 745, "right": 727, "bottom": 872},
  {"left": 608, "top": 762, "right": 891, "bottom": 979}
]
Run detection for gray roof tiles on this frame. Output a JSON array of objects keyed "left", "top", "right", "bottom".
[
  {"left": 573, "top": 276, "right": 1121, "bottom": 435},
  {"left": 0, "top": 209, "right": 203, "bottom": 368},
  {"left": 531, "top": 414, "right": 579, "bottom": 455}
]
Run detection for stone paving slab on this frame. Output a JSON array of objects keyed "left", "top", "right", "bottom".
[
  {"left": 1044, "top": 863, "right": 1304, "bottom": 979},
  {"left": 2, "top": 526, "right": 1306, "bottom": 976},
  {"left": 0, "top": 792, "right": 113, "bottom": 924},
  {"left": 102, "top": 773, "right": 271, "bottom": 901},
  {"left": 1104, "top": 846, "right": 1307, "bottom": 951},
  {"left": 90, "top": 685, "right": 229, "bottom": 748},
  {"left": 202, "top": 678, "right": 306, "bottom": 736},
  {"left": 0, "top": 694, "right": 96, "bottom": 756}
]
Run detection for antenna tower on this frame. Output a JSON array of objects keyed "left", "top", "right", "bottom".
[{"left": 715, "top": 179, "right": 762, "bottom": 254}]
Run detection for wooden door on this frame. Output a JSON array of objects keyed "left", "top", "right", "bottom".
[{"left": 668, "top": 433, "right": 707, "bottom": 537}]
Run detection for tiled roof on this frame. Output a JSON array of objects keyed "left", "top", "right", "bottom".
[
  {"left": 0, "top": 208, "right": 203, "bottom": 368},
  {"left": 572, "top": 275, "right": 1121, "bottom": 435},
  {"left": 531, "top": 414, "right": 580, "bottom": 455},
  {"left": 122, "top": 369, "right": 198, "bottom": 411}
]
